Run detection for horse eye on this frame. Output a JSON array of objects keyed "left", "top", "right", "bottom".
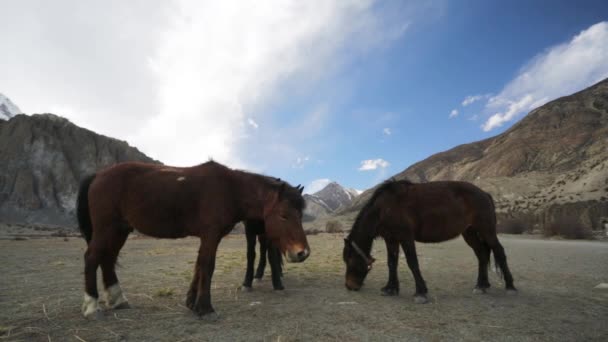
[{"left": 279, "top": 215, "right": 288, "bottom": 221}]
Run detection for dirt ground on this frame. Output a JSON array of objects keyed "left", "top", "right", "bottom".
[{"left": 0, "top": 233, "right": 606, "bottom": 342}]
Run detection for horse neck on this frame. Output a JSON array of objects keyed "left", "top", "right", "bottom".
[
  {"left": 348, "top": 207, "right": 377, "bottom": 255},
  {"left": 232, "top": 171, "right": 270, "bottom": 221}
]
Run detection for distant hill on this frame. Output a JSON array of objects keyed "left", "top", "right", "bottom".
[
  {"left": 340, "top": 78, "right": 608, "bottom": 231},
  {"left": 303, "top": 182, "right": 360, "bottom": 222},
  {"left": 0, "top": 113, "right": 157, "bottom": 226},
  {"left": 0, "top": 94, "right": 22, "bottom": 120}
]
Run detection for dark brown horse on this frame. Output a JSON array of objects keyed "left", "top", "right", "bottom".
[
  {"left": 343, "top": 179, "right": 516, "bottom": 304},
  {"left": 242, "top": 220, "right": 285, "bottom": 291},
  {"left": 77, "top": 161, "right": 309, "bottom": 319}
]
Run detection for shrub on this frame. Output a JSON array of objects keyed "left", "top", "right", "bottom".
[
  {"left": 497, "top": 219, "right": 528, "bottom": 234},
  {"left": 543, "top": 218, "right": 593, "bottom": 239},
  {"left": 325, "top": 220, "right": 344, "bottom": 234}
]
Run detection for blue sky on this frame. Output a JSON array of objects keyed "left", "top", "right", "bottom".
[
  {"left": 1, "top": 1, "right": 607, "bottom": 193},
  {"left": 255, "top": 0, "right": 608, "bottom": 192}
]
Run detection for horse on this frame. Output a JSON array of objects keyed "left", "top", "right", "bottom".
[
  {"left": 343, "top": 179, "right": 516, "bottom": 304},
  {"left": 242, "top": 219, "right": 285, "bottom": 291},
  {"left": 77, "top": 161, "right": 310, "bottom": 319}
]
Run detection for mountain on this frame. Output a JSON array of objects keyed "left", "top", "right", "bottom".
[
  {"left": 303, "top": 182, "right": 360, "bottom": 222},
  {"left": 342, "top": 78, "right": 608, "bottom": 231},
  {"left": 0, "top": 114, "right": 158, "bottom": 226},
  {"left": 0, "top": 94, "right": 22, "bottom": 120}
]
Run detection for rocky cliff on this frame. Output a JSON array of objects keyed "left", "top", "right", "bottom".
[
  {"left": 342, "top": 78, "right": 608, "bottom": 231},
  {"left": 0, "top": 114, "right": 157, "bottom": 226}
]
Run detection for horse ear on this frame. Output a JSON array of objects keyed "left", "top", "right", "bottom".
[{"left": 299, "top": 186, "right": 304, "bottom": 194}]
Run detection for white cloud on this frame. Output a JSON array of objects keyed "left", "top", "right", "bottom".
[
  {"left": 383, "top": 127, "right": 391, "bottom": 135},
  {"left": 292, "top": 156, "right": 311, "bottom": 169},
  {"left": 247, "top": 118, "right": 259, "bottom": 129},
  {"left": 358, "top": 158, "right": 389, "bottom": 171},
  {"left": 449, "top": 109, "right": 459, "bottom": 118},
  {"left": 305, "top": 178, "right": 332, "bottom": 194},
  {"left": 482, "top": 21, "right": 608, "bottom": 132},
  {"left": 0, "top": 1, "right": 414, "bottom": 168},
  {"left": 462, "top": 95, "right": 484, "bottom": 106}
]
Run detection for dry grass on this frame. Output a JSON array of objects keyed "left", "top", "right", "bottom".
[{"left": 325, "top": 220, "right": 344, "bottom": 233}]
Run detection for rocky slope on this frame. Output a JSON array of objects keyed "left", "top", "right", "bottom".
[
  {"left": 303, "top": 182, "right": 360, "bottom": 222},
  {"left": 0, "top": 114, "right": 157, "bottom": 226},
  {"left": 341, "top": 78, "right": 608, "bottom": 231}
]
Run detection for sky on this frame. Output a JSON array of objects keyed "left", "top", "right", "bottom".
[{"left": 1, "top": 0, "right": 607, "bottom": 194}]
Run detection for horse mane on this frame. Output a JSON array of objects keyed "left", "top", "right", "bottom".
[
  {"left": 349, "top": 178, "right": 414, "bottom": 239},
  {"left": 231, "top": 166, "right": 306, "bottom": 213}
]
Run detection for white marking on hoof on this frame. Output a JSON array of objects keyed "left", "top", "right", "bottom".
[
  {"left": 473, "top": 287, "right": 487, "bottom": 295},
  {"left": 241, "top": 286, "right": 252, "bottom": 292},
  {"left": 594, "top": 283, "right": 608, "bottom": 290},
  {"left": 104, "top": 283, "right": 129, "bottom": 309},
  {"left": 414, "top": 295, "right": 429, "bottom": 304},
  {"left": 82, "top": 293, "right": 102, "bottom": 318},
  {"left": 177, "top": 176, "right": 186, "bottom": 181}
]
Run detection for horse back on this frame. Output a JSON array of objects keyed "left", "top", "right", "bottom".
[
  {"left": 88, "top": 162, "right": 239, "bottom": 238},
  {"left": 379, "top": 181, "right": 495, "bottom": 243}
]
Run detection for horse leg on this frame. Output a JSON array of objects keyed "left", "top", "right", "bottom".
[
  {"left": 242, "top": 227, "right": 256, "bottom": 290},
  {"left": 100, "top": 230, "right": 130, "bottom": 309},
  {"left": 462, "top": 228, "right": 491, "bottom": 293},
  {"left": 483, "top": 235, "right": 517, "bottom": 293},
  {"left": 268, "top": 244, "right": 284, "bottom": 290},
  {"left": 400, "top": 238, "right": 429, "bottom": 304},
  {"left": 381, "top": 239, "right": 400, "bottom": 296},
  {"left": 82, "top": 242, "right": 103, "bottom": 319},
  {"left": 254, "top": 235, "right": 268, "bottom": 279},
  {"left": 186, "top": 258, "right": 200, "bottom": 309},
  {"left": 192, "top": 236, "right": 220, "bottom": 318}
]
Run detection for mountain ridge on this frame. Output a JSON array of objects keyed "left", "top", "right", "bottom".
[
  {"left": 0, "top": 113, "right": 158, "bottom": 226},
  {"left": 339, "top": 78, "right": 608, "bottom": 231}
]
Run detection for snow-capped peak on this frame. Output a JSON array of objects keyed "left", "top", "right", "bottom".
[{"left": 0, "top": 93, "right": 22, "bottom": 120}]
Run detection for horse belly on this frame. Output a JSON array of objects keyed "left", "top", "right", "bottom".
[
  {"left": 126, "top": 210, "right": 189, "bottom": 239},
  {"left": 414, "top": 214, "right": 466, "bottom": 243}
]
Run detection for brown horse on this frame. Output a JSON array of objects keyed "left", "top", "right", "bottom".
[
  {"left": 77, "top": 161, "right": 310, "bottom": 319},
  {"left": 343, "top": 179, "right": 516, "bottom": 304}
]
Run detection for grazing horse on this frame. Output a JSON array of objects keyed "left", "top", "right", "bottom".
[
  {"left": 242, "top": 219, "right": 285, "bottom": 291},
  {"left": 343, "top": 179, "right": 516, "bottom": 304},
  {"left": 77, "top": 161, "right": 310, "bottom": 319}
]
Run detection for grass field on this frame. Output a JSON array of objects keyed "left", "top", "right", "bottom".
[{"left": 0, "top": 234, "right": 606, "bottom": 341}]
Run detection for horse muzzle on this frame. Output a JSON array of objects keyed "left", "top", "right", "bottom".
[{"left": 286, "top": 247, "right": 310, "bottom": 263}]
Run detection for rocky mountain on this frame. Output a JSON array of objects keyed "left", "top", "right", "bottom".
[
  {"left": 303, "top": 182, "right": 360, "bottom": 222},
  {"left": 0, "top": 94, "right": 22, "bottom": 120},
  {"left": 0, "top": 113, "right": 157, "bottom": 226},
  {"left": 342, "top": 78, "right": 608, "bottom": 231}
]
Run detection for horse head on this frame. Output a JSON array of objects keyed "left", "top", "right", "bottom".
[{"left": 263, "top": 183, "right": 310, "bottom": 263}]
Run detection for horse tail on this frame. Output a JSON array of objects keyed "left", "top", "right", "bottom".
[
  {"left": 77, "top": 174, "right": 96, "bottom": 244},
  {"left": 485, "top": 192, "right": 504, "bottom": 279}
]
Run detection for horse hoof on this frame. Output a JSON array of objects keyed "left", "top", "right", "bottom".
[
  {"left": 241, "top": 286, "right": 252, "bottom": 292},
  {"left": 473, "top": 287, "right": 487, "bottom": 295},
  {"left": 84, "top": 309, "right": 104, "bottom": 320},
  {"left": 273, "top": 286, "right": 285, "bottom": 291},
  {"left": 113, "top": 302, "right": 131, "bottom": 310},
  {"left": 506, "top": 288, "right": 518, "bottom": 295},
  {"left": 413, "top": 295, "right": 429, "bottom": 304},
  {"left": 254, "top": 278, "right": 262, "bottom": 282},
  {"left": 381, "top": 287, "right": 399, "bottom": 296},
  {"left": 199, "top": 311, "right": 220, "bottom": 322}
]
